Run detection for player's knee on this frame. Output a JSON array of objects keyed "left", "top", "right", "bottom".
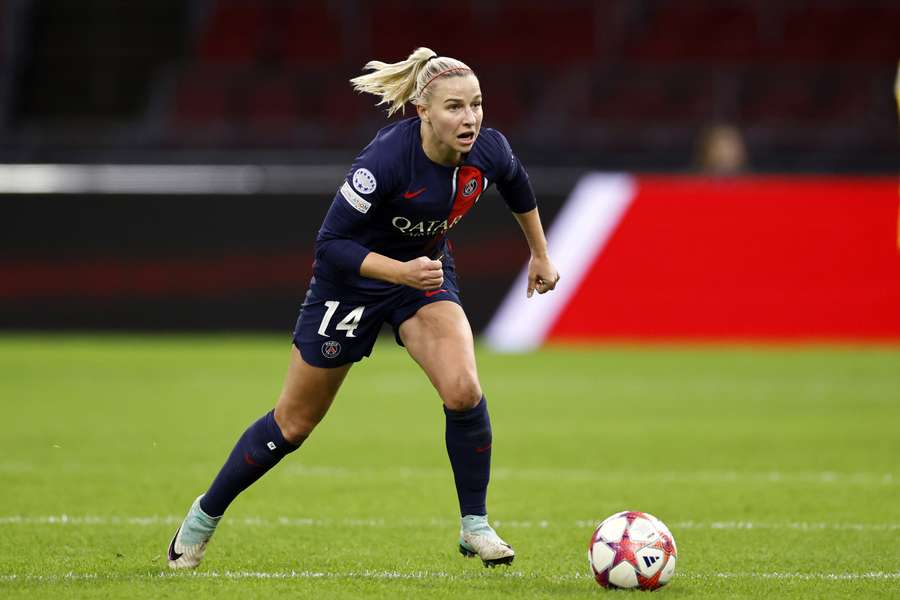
[
  {"left": 273, "top": 407, "right": 318, "bottom": 445},
  {"left": 440, "top": 375, "right": 482, "bottom": 412}
]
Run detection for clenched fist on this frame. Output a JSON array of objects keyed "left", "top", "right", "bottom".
[{"left": 399, "top": 256, "right": 444, "bottom": 290}]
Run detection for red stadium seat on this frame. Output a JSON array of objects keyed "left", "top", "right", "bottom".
[
  {"left": 739, "top": 72, "right": 822, "bottom": 125},
  {"left": 775, "top": 1, "right": 900, "bottom": 61},
  {"left": 741, "top": 69, "right": 883, "bottom": 129},
  {"left": 241, "top": 73, "right": 303, "bottom": 144},
  {"left": 198, "top": 0, "right": 268, "bottom": 66},
  {"left": 476, "top": 1, "right": 597, "bottom": 65},
  {"left": 244, "top": 74, "right": 301, "bottom": 122},
  {"left": 477, "top": 72, "right": 526, "bottom": 134},
  {"left": 168, "top": 67, "right": 248, "bottom": 147},
  {"left": 320, "top": 77, "right": 370, "bottom": 141},
  {"left": 624, "top": 0, "right": 761, "bottom": 62},
  {"left": 370, "top": 0, "right": 597, "bottom": 66},
  {"left": 278, "top": 1, "right": 343, "bottom": 66},
  {"left": 172, "top": 69, "right": 240, "bottom": 126},
  {"left": 369, "top": 1, "right": 476, "bottom": 63},
  {"left": 587, "top": 69, "right": 718, "bottom": 124}
]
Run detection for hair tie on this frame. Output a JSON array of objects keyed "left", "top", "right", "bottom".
[{"left": 426, "top": 55, "right": 440, "bottom": 63}]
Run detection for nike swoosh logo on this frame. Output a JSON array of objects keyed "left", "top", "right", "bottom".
[
  {"left": 168, "top": 527, "right": 183, "bottom": 561},
  {"left": 424, "top": 289, "right": 448, "bottom": 298},
  {"left": 403, "top": 187, "right": 426, "bottom": 199},
  {"left": 475, "top": 443, "right": 492, "bottom": 454}
]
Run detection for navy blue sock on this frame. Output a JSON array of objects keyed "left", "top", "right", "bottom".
[
  {"left": 199, "top": 410, "right": 303, "bottom": 518},
  {"left": 444, "top": 396, "right": 492, "bottom": 517}
]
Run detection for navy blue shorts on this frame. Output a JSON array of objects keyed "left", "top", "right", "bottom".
[{"left": 292, "top": 269, "right": 462, "bottom": 368}]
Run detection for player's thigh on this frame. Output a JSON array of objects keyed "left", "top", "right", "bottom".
[
  {"left": 274, "top": 345, "right": 351, "bottom": 443},
  {"left": 398, "top": 301, "right": 482, "bottom": 410}
]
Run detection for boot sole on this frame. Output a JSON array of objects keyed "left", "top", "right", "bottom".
[{"left": 459, "top": 544, "right": 515, "bottom": 567}]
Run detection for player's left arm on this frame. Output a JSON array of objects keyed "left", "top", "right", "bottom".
[
  {"left": 512, "top": 208, "right": 560, "bottom": 298},
  {"left": 484, "top": 127, "right": 560, "bottom": 297}
]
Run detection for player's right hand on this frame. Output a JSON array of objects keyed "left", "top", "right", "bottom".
[{"left": 400, "top": 256, "right": 443, "bottom": 290}]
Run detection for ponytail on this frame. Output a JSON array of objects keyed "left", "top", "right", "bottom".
[{"left": 350, "top": 47, "right": 473, "bottom": 116}]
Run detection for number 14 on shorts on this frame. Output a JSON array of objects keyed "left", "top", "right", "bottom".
[{"left": 317, "top": 301, "right": 365, "bottom": 338}]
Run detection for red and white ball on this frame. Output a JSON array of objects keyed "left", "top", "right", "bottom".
[{"left": 588, "top": 511, "right": 678, "bottom": 590}]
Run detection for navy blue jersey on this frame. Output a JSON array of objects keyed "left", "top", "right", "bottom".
[{"left": 314, "top": 117, "right": 536, "bottom": 291}]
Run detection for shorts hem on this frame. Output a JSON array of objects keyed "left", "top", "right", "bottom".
[
  {"left": 390, "top": 296, "right": 463, "bottom": 347},
  {"left": 293, "top": 338, "right": 365, "bottom": 368}
]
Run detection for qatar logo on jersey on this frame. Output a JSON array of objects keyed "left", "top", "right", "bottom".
[
  {"left": 392, "top": 215, "right": 463, "bottom": 237},
  {"left": 321, "top": 340, "right": 341, "bottom": 358},
  {"left": 352, "top": 168, "right": 377, "bottom": 195}
]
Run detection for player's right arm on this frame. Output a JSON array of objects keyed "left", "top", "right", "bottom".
[
  {"left": 315, "top": 140, "right": 442, "bottom": 290},
  {"left": 360, "top": 253, "right": 443, "bottom": 290},
  {"left": 318, "top": 190, "right": 443, "bottom": 289},
  {"left": 317, "top": 190, "right": 442, "bottom": 289}
]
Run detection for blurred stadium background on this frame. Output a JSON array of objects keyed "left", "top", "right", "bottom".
[{"left": 1, "top": 0, "right": 899, "bottom": 340}]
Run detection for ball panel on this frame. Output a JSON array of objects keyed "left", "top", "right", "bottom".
[
  {"left": 637, "top": 570, "right": 664, "bottom": 591},
  {"left": 608, "top": 561, "right": 639, "bottom": 588},
  {"left": 659, "top": 555, "right": 677, "bottom": 584},
  {"left": 635, "top": 546, "right": 665, "bottom": 577},
  {"left": 596, "top": 516, "right": 627, "bottom": 542},
  {"left": 590, "top": 540, "right": 615, "bottom": 572},
  {"left": 628, "top": 516, "right": 658, "bottom": 543},
  {"left": 592, "top": 564, "right": 610, "bottom": 588}
]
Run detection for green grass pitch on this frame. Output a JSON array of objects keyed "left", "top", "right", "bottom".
[{"left": 1, "top": 334, "right": 898, "bottom": 598}]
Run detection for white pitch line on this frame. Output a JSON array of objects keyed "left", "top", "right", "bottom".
[
  {"left": 671, "top": 521, "right": 900, "bottom": 532},
  {"left": 695, "top": 572, "right": 900, "bottom": 581},
  {"left": 1, "top": 515, "right": 898, "bottom": 532},
  {"left": 1, "top": 462, "right": 894, "bottom": 486},
  {"left": 280, "top": 465, "right": 897, "bottom": 486},
  {"left": 2, "top": 570, "right": 899, "bottom": 584}
]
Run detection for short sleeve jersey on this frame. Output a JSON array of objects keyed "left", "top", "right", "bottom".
[{"left": 314, "top": 117, "right": 536, "bottom": 291}]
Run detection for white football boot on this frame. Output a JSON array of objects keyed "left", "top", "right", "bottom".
[
  {"left": 167, "top": 495, "right": 220, "bottom": 569},
  {"left": 458, "top": 515, "right": 515, "bottom": 567}
]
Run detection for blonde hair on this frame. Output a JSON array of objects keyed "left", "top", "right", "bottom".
[{"left": 350, "top": 47, "right": 474, "bottom": 117}]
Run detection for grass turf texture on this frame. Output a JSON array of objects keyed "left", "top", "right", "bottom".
[{"left": 1, "top": 335, "right": 898, "bottom": 599}]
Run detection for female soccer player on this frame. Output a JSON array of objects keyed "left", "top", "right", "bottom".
[{"left": 167, "top": 47, "right": 559, "bottom": 569}]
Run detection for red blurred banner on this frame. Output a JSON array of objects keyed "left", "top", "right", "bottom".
[{"left": 549, "top": 176, "right": 900, "bottom": 341}]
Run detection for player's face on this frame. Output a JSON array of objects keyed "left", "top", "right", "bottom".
[{"left": 419, "top": 74, "right": 483, "bottom": 164}]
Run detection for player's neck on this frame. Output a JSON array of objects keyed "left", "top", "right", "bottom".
[{"left": 420, "top": 121, "right": 462, "bottom": 167}]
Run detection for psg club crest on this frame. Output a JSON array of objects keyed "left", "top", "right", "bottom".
[
  {"left": 462, "top": 178, "right": 478, "bottom": 197},
  {"left": 321, "top": 340, "right": 341, "bottom": 358}
]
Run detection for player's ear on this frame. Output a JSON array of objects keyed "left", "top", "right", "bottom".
[{"left": 416, "top": 103, "right": 430, "bottom": 124}]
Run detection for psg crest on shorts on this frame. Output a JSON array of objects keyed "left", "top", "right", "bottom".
[{"left": 321, "top": 340, "right": 341, "bottom": 358}]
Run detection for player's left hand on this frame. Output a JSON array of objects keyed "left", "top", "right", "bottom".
[{"left": 527, "top": 255, "right": 560, "bottom": 298}]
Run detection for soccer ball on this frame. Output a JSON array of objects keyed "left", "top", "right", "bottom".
[{"left": 588, "top": 511, "right": 678, "bottom": 590}]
